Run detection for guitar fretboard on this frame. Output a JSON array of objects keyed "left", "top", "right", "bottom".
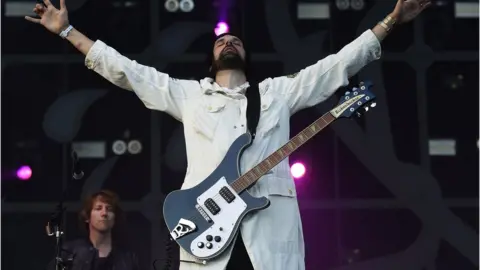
[{"left": 231, "top": 112, "right": 336, "bottom": 193}]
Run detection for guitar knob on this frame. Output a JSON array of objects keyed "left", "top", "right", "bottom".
[
  {"left": 197, "top": 242, "right": 204, "bottom": 248},
  {"left": 206, "top": 243, "right": 213, "bottom": 249},
  {"left": 214, "top": 236, "right": 221, "bottom": 242},
  {"left": 206, "top": 235, "right": 213, "bottom": 241}
]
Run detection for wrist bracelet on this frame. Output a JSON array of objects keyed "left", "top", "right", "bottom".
[
  {"left": 378, "top": 21, "right": 391, "bottom": 32},
  {"left": 378, "top": 15, "right": 396, "bottom": 32},
  {"left": 59, "top": 25, "right": 73, "bottom": 39}
]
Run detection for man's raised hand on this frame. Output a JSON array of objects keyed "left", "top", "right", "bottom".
[{"left": 25, "top": 0, "right": 69, "bottom": 35}]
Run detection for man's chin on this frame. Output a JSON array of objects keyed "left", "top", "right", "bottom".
[
  {"left": 221, "top": 53, "right": 239, "bottom": 59},
  {"left": 93, "top": 227, "right": 113, "bottom": 233}
]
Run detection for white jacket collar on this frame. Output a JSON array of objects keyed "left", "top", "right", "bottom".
[{"left": 200, "top": 78, "right": 250, "bottom": 95}]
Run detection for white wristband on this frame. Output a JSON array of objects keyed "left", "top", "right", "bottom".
[{"left": 59, "top": 25, "right": 73, "bottom": 39}]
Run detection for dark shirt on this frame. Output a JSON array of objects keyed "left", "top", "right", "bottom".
[
  {"left": 93, "top": 256, "right": 111, "bottom": 270},
  {"left": 46, "top": 238, "right": 141, "bottom": 270}
]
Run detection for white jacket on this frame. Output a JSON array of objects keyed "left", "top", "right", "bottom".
[{"left": 85, "top": 29, "right": 381, "bottom": 270}]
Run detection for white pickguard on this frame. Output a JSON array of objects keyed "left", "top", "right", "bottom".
[{"left": 190, "top": 177, "right": 247, "bottom": 258}]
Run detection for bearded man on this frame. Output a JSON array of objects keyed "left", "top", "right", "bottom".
[{"left": 27, "top": 1, "right": 431, "bottom": 269}]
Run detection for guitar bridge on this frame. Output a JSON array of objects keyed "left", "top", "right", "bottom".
[
  {"left": 170, "top": 218, "right": 196, "bottom": 240},
  {"left": 196, "top": 204, "right": 212, "bottom": 222}
]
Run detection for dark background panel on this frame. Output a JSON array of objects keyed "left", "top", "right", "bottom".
[
  {"left": 339, "top": 209, "right": 422, "bottom": 263},
  {"left": 2, "top": 213, "right": 56, "bottom": 269},
  {"left": 1, "top": 0, "right": 478, "bottom": 269},
  {"left": 337, "top": 139, "right": 395, "bottom": 199},
  {"left": 382, "top": 61, "right": 421, "bottom": 166},
  {"left": 426, "top": 61, "right": 479, "bottom": 198},
  {"left": 300, "top": 209, "right": 338, "bottom": 270},
  {"left": 1, "top": 63, "right": 64, "bottom": 202}
]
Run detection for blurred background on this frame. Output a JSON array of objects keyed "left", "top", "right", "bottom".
[{"left": 1, "top": 0, "right": 478, "bottom": 269}]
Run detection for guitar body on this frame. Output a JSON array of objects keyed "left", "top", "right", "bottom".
[{"left": 163, "top": 132, "right": 270, "bottom": 261}]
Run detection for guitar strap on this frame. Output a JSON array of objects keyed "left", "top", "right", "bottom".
[{"left": 245, "top": 82, "right": 261, "bottom": 141}]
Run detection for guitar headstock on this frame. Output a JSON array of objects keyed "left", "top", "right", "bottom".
[{"left": 330, "top": 81, "right": 377, "bottom": 119}]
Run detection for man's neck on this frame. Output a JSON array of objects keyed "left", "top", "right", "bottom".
[
  {"left": 89, "top": 230, "right": 112, "bottom": 257},
  {"left": 215, "top": 70, "right": 247, "bottom": 89}
]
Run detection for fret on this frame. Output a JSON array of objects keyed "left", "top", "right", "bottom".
[
  {"left": 287, "top": 142, "right": 294, "bottom": 151},
  {"left": 303, "top": 130, "right": 311, "bottom": 139},
  {"left": 259, "top": 162, "right": 268, "bottom": 173},
  {"left": 248, "top": 171, "right": 256, "bottom": 182},
  {"left": 265, "top": 158, "right": 272, "bottom": 167},
  {"left": 290, "top": 140, "right": 297, "bottom": 148},
  {"left": 321, "top": 117, "right": 328, "bottom": 125},
  {"left": 310, "top": 125, "right": 317, "bottom": 132},
  {"left": 255, "top": 167, "right": 262, "bottom": 176},
  {"left": 244, "top": 174, "right": 251, "bottom": 186},
  {"left": 233, "top": 182, "right": 240, "bottom": 193},
  {"left": 294, "top": 136, "right": 302, "bottom": 146},
  {"left": 298, "top": 134, "right": 305, "bottom": 142},
  {"left": 241, "top": 178, "right": 248, "bottom": 189},
  {"left": 269, "top": 154, "right": 277, "bottom": 164},
  {"left": 300, "top": 130, "right": 308, "bottom": 139}
]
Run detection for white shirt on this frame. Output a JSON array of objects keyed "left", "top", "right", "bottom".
[{"left": 85, "top": 29, "right": 381, "bottom": 270}]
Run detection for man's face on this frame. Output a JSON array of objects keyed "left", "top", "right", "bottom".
[
  {"left": 87, "top": 198, "right": 115, "bottom": 233},
  {"left": 211, "top": 34, "right": 246, "bottom": 73}
]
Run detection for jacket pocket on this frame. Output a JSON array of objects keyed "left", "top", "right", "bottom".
[
  {"left": 192, "top": 98, "right": 226, "bottom": 140},
  {"left": 258, "top": 94, "right": 280, "bottom": 138},
  {"left": 267, "top": 177, "right": 297, "bottom": 198}
]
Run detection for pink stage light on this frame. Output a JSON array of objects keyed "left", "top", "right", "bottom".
[
  {"left": 290, "top": 162, "right": 306, "bottom": 179},
  {"left": 16, "top": 165, "right": 32, "bottom": 181},
  {"left": 214, "top": 22, "right": 229, "bottom": 36}
]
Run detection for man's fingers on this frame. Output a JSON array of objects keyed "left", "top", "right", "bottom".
[
  {"left": 60, "top": 0, "right": 66, "bottom": 10},
  {"left": 33, "top": 6, "right": 45, "bottom": 15},
  {"left": 25, "top": 16, "right": 41, "bottom": 23},
  {"left": 43, "top": 0, "right": 53, "bottom": 7},
  {"left": 422, "top": 2, "right": 432, "bottom": 10}
]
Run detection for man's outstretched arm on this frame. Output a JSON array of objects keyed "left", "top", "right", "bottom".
[
  {"left": 25, "top": 0, "right": 199, "bottom": 121},
  {"left": 269, "top": 0, "right": 431, "bottom": 115}
]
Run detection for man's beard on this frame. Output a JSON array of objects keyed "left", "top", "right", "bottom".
[{"left": 211, "top": 48, "right": 246, "bottom": 74}]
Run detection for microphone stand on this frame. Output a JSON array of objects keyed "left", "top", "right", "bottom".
[
  {"left": 46, "top": 151, "right": 82, "bottom": 270},
  {"left": 46, "top": 194, "right": 67, "bottom": 270}
]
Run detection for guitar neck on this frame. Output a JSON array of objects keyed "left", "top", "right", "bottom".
[{"left": 231, "top": 111, "right": 336, "bottom": 193}]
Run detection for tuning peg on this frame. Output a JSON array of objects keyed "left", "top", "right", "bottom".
[
  {"left": 359, "top": 81, "right": 364, "bottom": 86},
  {"left": 356, "top": 112, "right": 362, "bottom": 117},
  {"left": 364, "top": 107, "right": 369, "bottom": 112},
  {"left": 370, "top": 102, "right": 377, "bottom": 108},
  {"left": 345, "top": 91, "right": 351, "bottom": 95}
]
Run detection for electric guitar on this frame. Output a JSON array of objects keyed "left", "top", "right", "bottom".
[{"left": 163, "top": 81, "right": 377, "bottom": 262}]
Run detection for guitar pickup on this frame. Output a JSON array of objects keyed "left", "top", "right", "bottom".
[
  {"left": 219, "top": 186, "right": 236, "bottom": 203},
  {"left": 204, "top": 198, "right": 220, "bottom": 215}
]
